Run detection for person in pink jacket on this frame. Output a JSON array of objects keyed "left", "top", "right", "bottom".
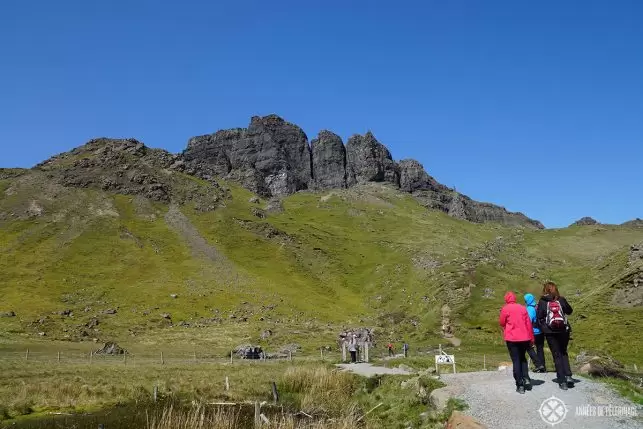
[{"left": 499, "top": 291, "right": 535, "bottom": 394}]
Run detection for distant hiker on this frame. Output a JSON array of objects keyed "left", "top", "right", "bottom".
[
  {"left": 387, "top": 342, "right": 394, "bottom": 357},
  {"left": 537, "top": 281, "right": 574, "bottom": 390},
  {"left": 403, "top": 342, "right": 409, "bottom": 358},
  {"left": 349, "top": 335, "right": 358, "bottom": 363},
  {"left": 524, "top": 293, "right": 546, "bottom": 373},
  {"left": 499, "top": 291, "right": 535, "bottom": 394}
]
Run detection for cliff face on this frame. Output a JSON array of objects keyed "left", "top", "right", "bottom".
[{"left": 181, "top": 115, "right": 543, "bottom": 228}]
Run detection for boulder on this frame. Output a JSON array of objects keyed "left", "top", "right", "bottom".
[
  {"left": 346, "top": 132, "right": 399, "bottom": 186},
  {"left": 233, "top": 344, "right": 264, "bottom": 359},
  {"left": 0, "top": 311, "right": 15, "bottom": 318},
  {"left": 103, "top": 308, "right": 117, "bottom": 315},
  {"left": 429, "top": 385, "right": 465, "bottom": 411},
  {"left": 311, "top": 131, "right": 346, "bottom": 189},
  {"left": 446, "top": 411, "right": 488, "bottom": 429},
  {"left": 264, "top": 198, "right": 284, "bottom": 214},
  {"left": 575, "top": 351, "right": 627, "bottom": 379},
  {"left": 94, "top": 341, "right": 127, "bottom": 355}
]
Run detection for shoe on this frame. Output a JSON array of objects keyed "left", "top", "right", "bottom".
[
  {"left": 534, "top": 366, "right": 546, "bottom": 373},
  {"left": 523, "top": 378, "right": 532, "bottom": 391},
  {"left": 565, "top": 376, "right": 575, "bottom": 388},
  {"left": 517, "top": 385, "right": 525, "bottom": 394},
  {"left": 559, "top": 383, "right": 568, "bottom": 391}
]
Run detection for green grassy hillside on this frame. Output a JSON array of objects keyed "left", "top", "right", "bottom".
[{"left": 1, "top": 167, "right": 642, "bottom": 363}]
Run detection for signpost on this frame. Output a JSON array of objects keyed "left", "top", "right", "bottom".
[{"left": 435, "top": 353, "right": 456, "bottom": 374}]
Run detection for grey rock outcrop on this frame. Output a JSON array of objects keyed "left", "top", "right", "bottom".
[
  {"left": 311, "top": 131, "right": 346, "bottom": 189},
  {"left": 184, "top": 115, "right": 311, "bottom": 197},
  {"left": 398, "top": 159, "right": 442, "bottom": 193},
  {"left": 572, "top": 217, "right": 599, "bottom": 226},
  {"left": 32, "top": 114, "right": 543, "bottom": 228},
  {"left": 346, "top": 132, "right": 399, "bottom": 186},
  {"left": 35, "top": 138, "right": 224, "bottom": 208},
  {"left": 397, "top": 160, "right": 544, "bottom": 228},
  {"left": 629, "top": 242, "right": 643, "bottom": 267},
  {"left": 622, "top": 218, "right": 643, "bottom": 227}
]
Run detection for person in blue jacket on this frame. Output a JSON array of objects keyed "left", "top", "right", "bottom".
[{"left": 524, "top": 293, "right": 546, "bottom": 372}]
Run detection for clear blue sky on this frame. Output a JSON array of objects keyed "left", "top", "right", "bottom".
[{"left": 1, "top": 1, "right": 641, "bottom": 228}]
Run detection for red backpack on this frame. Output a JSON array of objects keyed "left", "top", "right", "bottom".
[{"left": 546, "top": 300, "right": 568, "bottom": 331}]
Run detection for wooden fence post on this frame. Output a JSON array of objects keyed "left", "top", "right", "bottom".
[
  {"left": 365, "top": 343, "right": 369, "bottom": 363},
  {"left": 57, "top": 351, "right": 61, "bottom": 363},
  {"left": 271, "top": 381, "right": 279, "bottom": 403},
  {"left": 153, "top": 384, "right": 158, "bottom": 402},
  {"left": 230, "top": 351, "right": 233, "bottom": 364},
  {"left": 320, "top": 348, "right": 324, "bottom": 361},
  {"left": 25, "top": 349, "right": 29, "bottom": 361},
  {"left": 160, "top": 351, "right": 164, "bottom": 365},
  {"left": 483, "top": 354, "right": 486, "bottom": 371},
  {"left": 193, "top": 350, "right": 197, "bottom": 363},
  {"left": 123, "top": 353, "right": 127, "bottom": 365},
  {"left": 89, "top": 351, "right": 93, "bottom": 364},
  {"left": 288, "top": 350, "right": 292, "bottom": 362},
  {"left": 342, "top": 343, "right": 347, "bottom": 362},
  {"left": 254, "top": 402, "right": 261, "bottom": 428},
  {"left": 225, "top": 376, "right": 230, "bottom": 391}
]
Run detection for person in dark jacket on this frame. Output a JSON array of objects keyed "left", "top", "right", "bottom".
[
  {"left": 537, "top": 281, "right": 574, "bottom": 390},
  {"left": 524, "top": 293, "right": 546, "bottom": 372},
  {"left": 499, "top": 291, "right": 535, "bottom": 393}
]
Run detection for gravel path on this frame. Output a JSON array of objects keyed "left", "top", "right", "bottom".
[
  {"left": 440, "top": 370, "right": 642, "bottom": 428},
  {"left": 336, "top": 363, "right": 412, "bottom": 376}
]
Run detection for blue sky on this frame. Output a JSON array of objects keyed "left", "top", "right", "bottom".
[{"left": 1, "top": 1, "right": 641, "bottom": 228}]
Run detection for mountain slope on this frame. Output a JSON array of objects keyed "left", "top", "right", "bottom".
[{"left": 0, "top": 136, "right": 642, "bottom": 363}]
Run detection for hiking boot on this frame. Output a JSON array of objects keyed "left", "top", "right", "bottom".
[
  {"left": 523, "top": 378, "right": 532, "bottom": 391},
  {"left": 534, "top": 366, "right": 546, "bottom": 373},
  {"left": 517, "top": 385, "right": 525, "bottom": 394},
  {"left": 559, "top": 382, "right": 568, "bottom": 391},
  {"left": 565, "top": 376, "right": 575, "bottom": 388}
]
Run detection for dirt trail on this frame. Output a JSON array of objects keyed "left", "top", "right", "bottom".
[
  {"left": 439, "top": 370, "right": 641, "bottom": 429},
  {"left": 164, "top": 204, "right": 225, "bottom": 262},
  {"left": 336, "top": 363, "right": 412, "bottom": 376}
]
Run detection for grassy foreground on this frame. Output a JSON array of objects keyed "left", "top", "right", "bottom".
[{"left": 0, "top": 357, "right": 456, "bottom": 429}]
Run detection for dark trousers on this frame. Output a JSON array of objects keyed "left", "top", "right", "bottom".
[
  {"left": 527, "top": 333, "right": 546, "bottom": 369},
  {"left": 506, "top": 341, "right": 530, "bottom": 386},
  {"left": 388, "top": 348, "right": 394, "bottom": 356},
  {"left": 546, "top": 332, "right": 572, "bottom": 381},
  {"left": 350, "top": 350, "right": 357, "bottom": 363}
]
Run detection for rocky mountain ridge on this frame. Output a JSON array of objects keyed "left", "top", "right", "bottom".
[
  {"left": 9, "top": 114, "right": 544, "bottom": 228},
  {"left": 182, "top": 115, "right": 544, "bottom": 228}
]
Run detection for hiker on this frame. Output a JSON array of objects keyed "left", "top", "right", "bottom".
[
  {"left": 524, "top": 293, "right": 546, "bottom": 373},
  {"left": 537, "top": 281, "right": 574, "bottom": 390},
  {"left": 387, "top": 342, "right": 394, "bottom": 357},
  {"left": 349, "top": 335, "right": 358, "bottom": 363},
  {"left": 499, "top": 291, "right": 535, "bottom": 394},
  {"left": 403, "top": 342, "right": 409, "bottom": 358}
]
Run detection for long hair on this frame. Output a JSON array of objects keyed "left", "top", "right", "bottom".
[{"left": 542, "top": 281, "right": 560, "bottom": 299}]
